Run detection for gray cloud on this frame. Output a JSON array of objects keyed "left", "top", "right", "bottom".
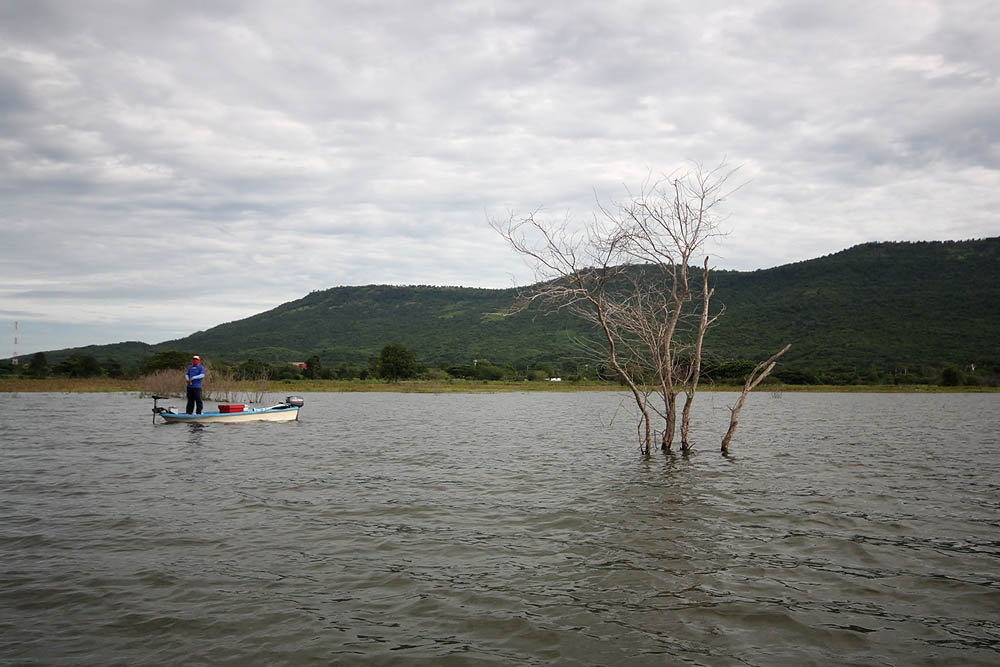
[{"left": 1, "top": 0, "right": 998, "bottom": 354}]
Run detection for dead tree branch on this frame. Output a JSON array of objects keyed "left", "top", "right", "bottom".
[{"left": 721, "top": 343, "right": 792, "bottom": 454}]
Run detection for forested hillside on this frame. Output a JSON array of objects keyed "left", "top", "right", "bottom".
[
  {"left": 25, "top": 237, "right": 1000, "bottom": 382},
  {"left": 709, "top": 238, "right": 1000, "bottom": 374},
  {"left": 173, "top": 284, "right": 585, "bottom": 367}
]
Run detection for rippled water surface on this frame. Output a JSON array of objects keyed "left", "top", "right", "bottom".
[{"left": 2, "top": 391, "right": 999, "bottom": 665}]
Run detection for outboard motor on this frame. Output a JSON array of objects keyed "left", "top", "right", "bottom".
[
  {"left": 150, "top": 395, "right": 177, "bottom": 422},
  {"left": 266, "top": 396, "right": 306, "bottom": 410}
]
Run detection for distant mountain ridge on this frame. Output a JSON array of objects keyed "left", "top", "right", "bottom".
[{"left": 31, "top": 237, "right": 1000, "bottom": 373}]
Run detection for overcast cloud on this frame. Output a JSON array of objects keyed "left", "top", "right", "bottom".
[{"left": 2, "top": 0, "right": 998, "bottom": 355}]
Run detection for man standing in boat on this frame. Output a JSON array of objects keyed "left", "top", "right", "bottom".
[{"left": 185, "top": 355, "right": 206, "bottom": 414}]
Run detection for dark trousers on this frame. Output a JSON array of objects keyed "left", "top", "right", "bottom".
[{"left": 186, "top": 386, "right": 203, "bottom": 414}]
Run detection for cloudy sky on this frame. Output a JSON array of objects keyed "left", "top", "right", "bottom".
[{"left": 2, "top": 1, "right": 998, "bottom": 356}]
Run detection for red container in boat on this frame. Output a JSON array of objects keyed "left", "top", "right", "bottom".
[{"left": 218, "top": 404, "right": 245, "bottom": 413}]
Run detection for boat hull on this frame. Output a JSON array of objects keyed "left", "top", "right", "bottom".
[{"left": 159, "top": 406, "right": 300, "bottom": 423}]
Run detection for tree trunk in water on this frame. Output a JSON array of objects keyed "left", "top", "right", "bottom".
[
  {"left": 680, "top": 392, "right": 695, "bottom": 452},
  {"left": 641, "top": 408, "right": 652, "bottom": 456},
  {"left": 720, "top": 414, "right": 740, "bottom": 455},
  {"left": 681, "top": 258, "right": 714, "bottom": 453},
  {"left": 721, "top": 344, "right": 791, "bottom": 454},
  {"left": 661, "top": 391, "right": 676, "bottom": 452}
]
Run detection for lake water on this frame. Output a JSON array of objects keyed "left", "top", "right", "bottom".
[{"left": 1, "top": 391, "right": 998, "bottom": 665}]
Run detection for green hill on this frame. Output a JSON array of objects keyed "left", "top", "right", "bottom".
[
  {"left": 708, "top": 238, "right": 999, "bottom": 373},
  {"left": 168, "top": 284, "right": 586, "bottom": 367},
  {"left": 28, "top": 237, "right": 1000, "bottom": 379}
]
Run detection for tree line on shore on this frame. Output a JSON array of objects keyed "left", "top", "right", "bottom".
[{"left": 4, "top": 346, "right": 995, "bottom": 388}]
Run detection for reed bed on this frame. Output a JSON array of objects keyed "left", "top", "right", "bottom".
[{"left": 135, "top": 363, "right": 272, "bottom": 404}]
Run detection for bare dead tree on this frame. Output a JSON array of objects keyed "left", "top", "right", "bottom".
[
  {"left": 491, "top": 212, "right": 658, "bottom": 454},
  {"left": 494, "top": 163, "right": 787, "bottom": 455},
  {"left": 721, "top": 343, "right": 792, "bottom": 454},
  {"left": 603, "top": 166, "right": 733, "bottom": 451}
]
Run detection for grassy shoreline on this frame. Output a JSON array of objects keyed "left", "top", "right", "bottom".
[{"left": 1, "top": 377, "right": 996, "bottom": 394}]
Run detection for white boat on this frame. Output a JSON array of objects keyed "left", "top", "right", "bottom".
[{"left": 152, "top": 396, "right": 304, "bottom": 424}]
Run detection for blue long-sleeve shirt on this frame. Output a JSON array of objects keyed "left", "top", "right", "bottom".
[{"left": 186, "top": 364, "right": 205, "bottom": 388}]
